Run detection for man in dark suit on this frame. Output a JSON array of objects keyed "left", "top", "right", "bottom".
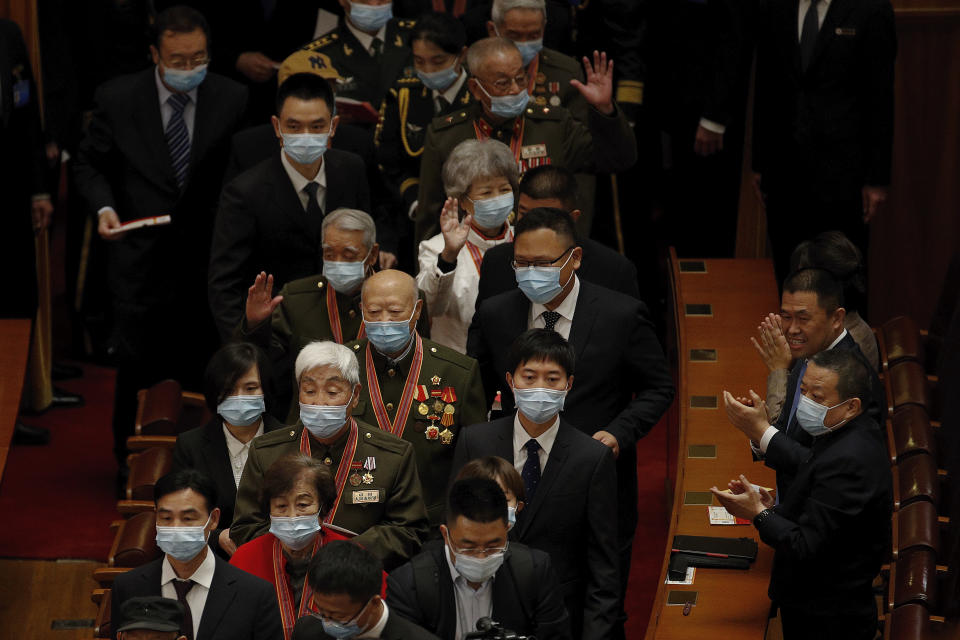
[
  {"left": 475, "top": 165, "right": 641, "bottom": 310},
  {"left": 292, "top": 540, "right": 440, "bottom": 640},
  {"left": 467, "top": 207, "right": 673, "bottom": 636},
  {"left": 73, "top": 6, "right": 248, "bottom": 465},
  {"left": 208, "top": 72, "right": 371, "bottom": 340},
  {"left": 111, "top": 469, "right": 283, "bottom": 640},
  {"left": 753, "top": 0, "right": 897, "bottom": 282},
  {"left": 451, "top": 329, "right": 620, "bottom": 640},
  {"left": 387, "top": 477, "right": 571, "bottom": 639},
  {"left": 714, "top": 349, "right": 892, "bottom": 640}
]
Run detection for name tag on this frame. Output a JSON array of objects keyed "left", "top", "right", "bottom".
[
  {"left": 835, "top": 27, "right": 856, "bottom": 36},
  {"left": 351, "top": 489, "right": 382, "bottom": 504},
  {"left": 521, "top": 144, "right": 547, "bottom": 159}
]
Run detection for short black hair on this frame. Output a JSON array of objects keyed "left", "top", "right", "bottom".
[
  {"left": 514, "top": 207, "right": 578, "bottom": 246},
  {"left": 203, "top": 342, "right": 273, "bottom": 413},
  {"left": 447, "top": 477, "right": 508, "bottom": 526},
  {"left": 154, "top": 469, "right": 218, "bottom": 514},
  {"left": 790, "top": 231, "right": 866, "bottom": 313},
  {"left": 153, "top": 5, "right": 210, "bottom": 50},
  {"left": 506, "top": 328, "right": 575, "bottom": 378},
  {"left": 276, "top": 73, "right": 336, "bottom": 117},
  {"left": 519, "top": 166, "right": 579, "bottom": 211},
  {"left": 411, "top": 12, "right": 467, "bottom": 54},
  {"left": 810, "top": 348, "right": 872, "bottom": 406},
  {"left": 782, "top": 268, "right": 844, "bottom": 315},
  {"left": 306, "top": 541, "right": 382, "bottom": 603}
]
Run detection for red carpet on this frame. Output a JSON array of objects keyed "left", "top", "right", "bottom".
[{"left": 0, "top": 362, "right": 117, "bottom": 560}]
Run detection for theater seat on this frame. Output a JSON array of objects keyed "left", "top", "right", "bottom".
[
  {"left": 889, "top": 547, "right": 939, "bottom": 611},
  {"left": 94, "top": 511, "right": 160, "bottom": 587},
  {"left": 890, "top": 406, "right": 938, "bottom": 464},
  {"left": 125, "top": 447, "right": 173, "bottom": 501},
  {"left": 887, "top": 361, "right": 932, "bottom": 414},
  {"left": 883, "top": 316, "right": 925, "bottom": 371},
  {"left": 894, "top": 500, "right": 941, "bottom": 559},
  {"left": 92, "top": 588, "right": 111, "bottom": 639},
  {"left": 894, "top": 453, "right": 941, "bottom": 510},
  {"left": 135, "top": 380, "right": 183, "bottom": 436}
]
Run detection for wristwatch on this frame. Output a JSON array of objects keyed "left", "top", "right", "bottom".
[{"left": 753, "top": 508, "right": 774, "bottom": 527}]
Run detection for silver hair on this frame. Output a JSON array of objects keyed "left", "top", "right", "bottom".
[
  {"left": 442, "top": 139, "right": 520, "bottom": 200},
  {"left": 321, "top": 208, "right": 376, "bottom": 249},
  {"left": 491, "top": 0, "right": 546, "bottom": 25},
  {"left": 465, "top": 37, "right": 521, "bottom": 77},
  {"left": 294, "top": 341, "right": 360, "bottom": 386}
]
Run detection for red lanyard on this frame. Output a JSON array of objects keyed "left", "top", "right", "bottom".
[
  {"left": 364, "top": 335, "right": 424, "bottom": 438},
  {"left": 272, "top": 533, "right": 323, "bottom": 640},
  {"left": 299, "top": 419, "right": 358, "bottom": 523},
  {"left": 326, "top": 284, "right": 366, "bottom": 344}
]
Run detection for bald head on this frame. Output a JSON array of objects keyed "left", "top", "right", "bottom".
[
  {"left": 361, "top": 270, "right": 422, "bottom": 323},
  {"left": 466, "top": 37, "right": 522, "bottom": 75}
]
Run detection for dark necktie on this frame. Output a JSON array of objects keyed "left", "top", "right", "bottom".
[
  {"left": 542, "top": 311, "right": 561, "bottom": 332},
  {"left": 303, "top": 182, "right": 324, "bottom": 218},
  {"left": 800, "top": 0, "right": 821, "bottom": 71},
  {"left": 521, "top": 438, "right": 542, "bottom": 502},
  {"left": 371, "top": 37, "right": 383, "bottom": 58},
  {"left": 436, "top": 95, "right": 451, "bottom": 115},
  {"left": 165, "top": 92, "right": 191, "bottom": 190},
  {"left": 172, "top": 579, "right": 195, "bottom": 640}
]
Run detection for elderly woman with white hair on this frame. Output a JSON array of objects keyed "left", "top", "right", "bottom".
[
  {"left": 416, "top": 138, "right": 519, "bottom": 353},
  {"left": 230, "top": 340, "right": 429, "bottom": 571}
]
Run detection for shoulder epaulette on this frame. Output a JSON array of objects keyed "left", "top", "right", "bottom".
[
  {"left": 356, "top": 420, "right": 411, "bottom": 455},
  {"left": 396, "top": 19, "right": 417, "bottom": 29},
  {"left": 539, "top": 47, "right": 581, "bottom": 75},
  {"left": 423, "top": 339, "right": 477, "bottom": 371},
  {"left": 523, "top": 103, "right": 564, "bottom": 121},
  {"left": 303, "top": 32, "right": 339, "bottom": 51},
  {"left": 432, "top": 108, "right": 472, "bottom": 130},
  {"left": 282, "top": 275, "right": 327, "bottom": 296}
]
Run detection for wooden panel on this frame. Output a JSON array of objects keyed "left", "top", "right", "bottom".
[
  {"left": 0, "top": 319, "right": 32, "bottom": 482},
  {"left": 0, "top": 559, "right": 100, "bottom": 640},
  {"left": 646, "top": 251, "right": 779, "bottom": 640}
]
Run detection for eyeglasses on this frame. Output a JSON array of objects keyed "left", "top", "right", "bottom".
[
  {"left": 163, "top": 55, "right": 210, "bottom": 71},
  {"left": 449, "top": 539, "right": 509, "bottom": 558},
  {"left": 512, "top": 246, "right": 574, "bottom": 269},
  {"left": 310, "top": 596, "right": 371, "bottom": 626},
  {"left": 477, "top": 72, "right": 529, "bottom": 94}
]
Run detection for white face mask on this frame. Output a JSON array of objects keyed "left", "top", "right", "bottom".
[
  {"left": 269, "top": 512, "right": 321, "bottom": 550},
  {"left": 155, "top": 513, "right": 212, "bottom": 561}
]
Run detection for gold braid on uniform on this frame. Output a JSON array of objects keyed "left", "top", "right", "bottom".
[
  {"left": 398, "top": 88, "right": 424, "bottom": 157},
  {"left": 375, "top": 95, "right": 389, "bottom": 148}
]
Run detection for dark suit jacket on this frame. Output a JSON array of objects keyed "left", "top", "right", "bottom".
[
  {"left": 291, "top": 608, "right": 441, "bottom": 640},
  {"left": 110, "top": 554, "right": 283, "bottom": 640},
  {"left": 74, "top": 67, "right": 248, "bottom": 308},
  {"left": 171, "top": 415, "right": 285, "bottom": 556},
  {"left": 475, "top": 239, "right": 642, "bottom": 311},
  {"left": 387, "top": 539, "right": 571, "bottom": 640},
  {"left": 753, "top": 0, "right": 896, "bottom": 199},
  {"left": 450, "top": 417, "right": 620, "bottom": 640},
  {"left": 207, "top": 150, "right": 371, "bottom": 339},
  {"left": 467, "top": 280, "right": 675, "bottom": 536},
  {"left": 765, "top": 331, "right": 885, "bottom": 499},
  {"left": 756, "top": 412, "right": 891, "bottom": 618}
]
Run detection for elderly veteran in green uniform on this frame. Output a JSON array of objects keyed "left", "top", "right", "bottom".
[
  {"left": 413, "top": 37, "right": 636, "bottom": 243},
  {"left": 301, "top": 1, "right": 416, "bottom": 115},
  {"left": 230, "top": 340, "right": 429, "bottom": 570},
  {"left": 376, "top": 13, "right": 472, "bottom": 224},
  {"left": 345, "top": 269, "right": 487, "bottom": 527}
]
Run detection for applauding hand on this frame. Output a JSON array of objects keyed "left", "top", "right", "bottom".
[{"left": 751, "top": 313, "right": 792, "bottom": 372}]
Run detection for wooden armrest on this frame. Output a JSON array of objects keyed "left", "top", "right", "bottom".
[
  {"left": 126, "top": 435, "right": 177, "bottom": 451},
  {"left": 91, "top": 588, "right": 109, "bottom": 605},
  {"left": 92, "top": 567, "right": 131, "bottom": 587},
  {"left": 116, "top": 500, "right": 155, "bottom": 516}
]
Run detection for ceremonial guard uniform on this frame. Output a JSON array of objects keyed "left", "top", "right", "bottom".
[
  {"left": 301, "top": 18, "right": 417, "bottom": 109},
  {"left": 231, "top": 418, "right": 430, "bottom": 571},
  {"left": 414, "top": 101, "right": 636, "bottom": 241},
  {"left": 345, "top": 334, "right": 487, "bottom": 526}
]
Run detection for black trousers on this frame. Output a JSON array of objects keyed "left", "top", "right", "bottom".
[{"left": 779, "top": 604, "right": 877, "bottom": 640}]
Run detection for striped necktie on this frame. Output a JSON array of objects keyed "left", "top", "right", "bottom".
[{"left": 165, "top": 92, "right": 191, "bottom": 190}]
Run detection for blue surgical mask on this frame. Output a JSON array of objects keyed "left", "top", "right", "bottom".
[
  {"left": 349, "top": 1, "right": 393, "bottom": 32},
  {"left": 162, "top": 64, "right": 207, "bottom": 92},
  {"left": 515, "top": 40, "right": 543, "bottom": 66},
  {"left": 217, "top": 394, "right": 265, "bottom": 427},
  {"left": 514, "top": 250, "right": 574, "bottom": 304},
  {"left": 156, "top": 514, "right": 211, "bottom": 562},
  {"left": 300, "top": 401, "right": 351, "bottom": 439},
  {"left": 468, "top": 192, "right": 514, "bottom": 228},
  {"left": 323, "top": 255, "right": 369, "bottom": 294},
  {"left": 448, "top": 544, "right": 506, "bottom": 583},
  {"left": 364, "top": 309, "right": 415, "bottom": 354},
  {"left": 417, "top": 63, "right": 460, "bottom": 91},
  {"left": 513, "top": 387, "right": 566, "bottom": 423},
  {"left": 270, "top": 513, "right": 321, "bottom": 550},
  {"left": 507, "top": 506, "right": 517, "bottom": 530},
  {"left": 796, "top": 394, "right": 851, "bottom": 437},
  {"left": 282, "top": 132, "right": 329, "bottom": 165},
  {"left": 476, "top": 80, "right": 530, "bottom": 119}
]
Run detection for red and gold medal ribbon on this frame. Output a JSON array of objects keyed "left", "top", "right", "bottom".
[
  {"left": 326, "top": 284, "right": 366, "bottom": 344},
  {"left": 473, "top": 116, "right": 526, "bottom": 167},
  {"left": 298, "top": 418, "right": 359, "bottom": 523},
  {"left": 365, "top": 335, "right": 424, "bottom": 438},
  {"left": 525, "top": 55, "right": 541, "bottom": 96},
  {"left": 272, "top": 533, "right": 324, "bottom": 640}
]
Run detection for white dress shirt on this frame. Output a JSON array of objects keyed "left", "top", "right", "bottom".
[
  {"left": 444, "top": 545, "right": 495, "bottom": 640},
  {"left": 528, "top": 275, "right": 580, "bottom": 340},
  {"left": 357, "top": 601, "right": 390, "bottom": 639},
  {"left": 512, "top": 412, "right": 560, "bottom": 475},
  {"left": 798, "top": 0, "right": 831, "bottom": 39},
  {"left": 416, "top": 226, "right": 513, "bottom": 353},
  {"left": 345, "top": 20, "right": 387, "bottom": 56},
  {"left": 161, "top": 547, "right": 216, "bottom": 640},
  {"left": 223, "top": 421, "right": 264, "bottom": 488},
  {"left": 280, "top": 150, "right": 327, "bottom": 212},
  {"left": 434, "top": 70, "right": 468, "bottom": 113}
]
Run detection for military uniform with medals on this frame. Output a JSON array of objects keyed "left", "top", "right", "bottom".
[
  {"left": 231, "top": 419, "right": 430, "bottom": 571},
  {"left": 345, "top": 334, "right": 487, "bottom": 526},
  {"left": 301, "top": 18, "right": 417, "bottom": 111},
  {"left": 414, "top": 100, "right": 637, "bottom": 242},
  {"left": 376, "top": 71, "right": 473, "bottom": 216}
]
